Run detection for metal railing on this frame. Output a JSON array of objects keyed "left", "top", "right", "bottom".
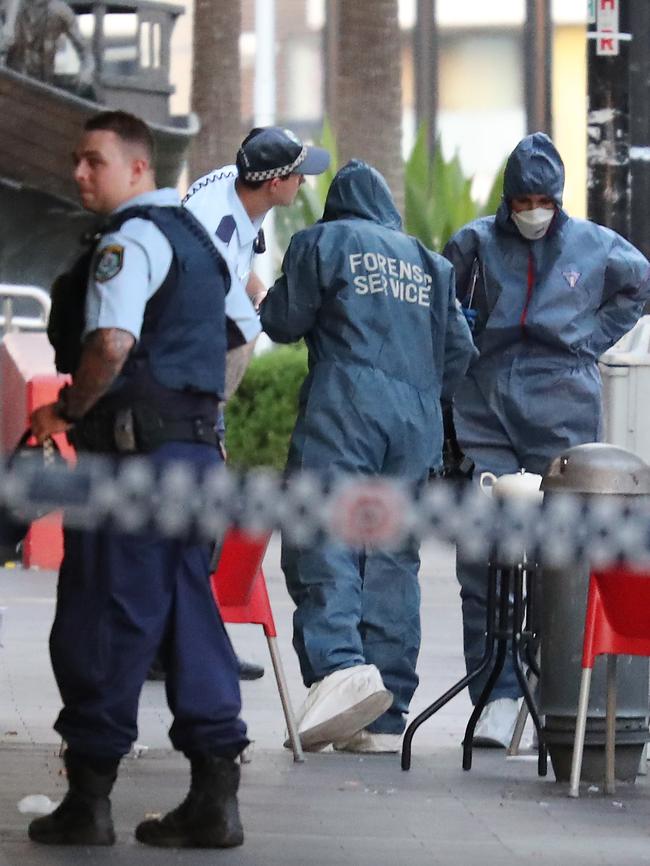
[{"left": 0, "top": 285, "right": 51, "bottom": 334}]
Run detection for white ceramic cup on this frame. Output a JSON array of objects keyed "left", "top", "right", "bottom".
[
  {"left": 479, "top": 471, "right": 498, "bottom": 495},
  {"left": 479, "top": 471, "right": 543, "bottom": 501}
]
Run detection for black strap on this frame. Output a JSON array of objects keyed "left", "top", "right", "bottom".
[
  {"left": 153, "top": 417, "right": 220, "bottom": 447},
  {"left": 72, "top": 410, "right": 220, "bottom": 454}
]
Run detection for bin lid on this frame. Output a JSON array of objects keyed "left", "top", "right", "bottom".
[
  {"left": 600, "top": 315, "right": 650, "bottom": 367},
  {"left": 541, "top": 443, "right": 650, "bottom": 495}
]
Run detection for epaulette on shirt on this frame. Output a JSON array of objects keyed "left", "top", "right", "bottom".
[{"left": 216, "top": 215, "right": 236, "bottom": 243}]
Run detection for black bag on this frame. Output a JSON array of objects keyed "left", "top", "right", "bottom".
[
  {"left": 0, "top": 431, "right": 64, "bottom": 563},
  {"left": 47, "top": 245, "right": 96, "bottom": 375}
]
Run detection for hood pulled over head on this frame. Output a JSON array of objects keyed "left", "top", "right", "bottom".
[
  {"left": 503, "top": 132, "right": 565, "bottom": 206},
  {"left": 322, "top": 159, "right": 402, "bottom": 230}
]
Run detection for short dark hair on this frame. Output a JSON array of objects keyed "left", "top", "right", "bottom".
[
  {"left": 84, "top": 110, "right": 155, "bottom": 163},
  {"left": 236, "top": 176, "right": 267, "bottom": 191}
]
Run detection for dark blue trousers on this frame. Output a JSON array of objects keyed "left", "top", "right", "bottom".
[{"left": 50, "top": 441, "right": 248, "bottom": 760}]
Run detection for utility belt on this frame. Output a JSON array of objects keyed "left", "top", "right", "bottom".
[{"left": 69, "top": 401, "right": 220, "bottom": 454}]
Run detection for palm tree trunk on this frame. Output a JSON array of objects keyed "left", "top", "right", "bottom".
[
  {"left": 334, "top": 0, "right": 404, "bottom": 211},
  {"left": 189, "top": 0, "right": 241, "bottom": 178}
]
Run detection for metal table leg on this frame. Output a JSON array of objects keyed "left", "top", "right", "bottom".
[
  {"left": 401, "top": 560, "right": 498, "bottom": 770},
  {"left": 462, "top": 563, "right": 512, "bottom": 770},
  {"left": 511, "top": 563, "right": 547, "bottom": 776},
  {"left": 402, "top": 556, "right": 545, "bottom": 775}
]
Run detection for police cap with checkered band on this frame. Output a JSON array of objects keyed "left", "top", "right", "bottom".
[{"left": 236, "top": 127, "right": 330, "bottom": 182}]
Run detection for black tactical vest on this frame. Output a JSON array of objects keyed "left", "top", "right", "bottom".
[{"left": 48, "top": 204, "right": 229, "bottom": 396}]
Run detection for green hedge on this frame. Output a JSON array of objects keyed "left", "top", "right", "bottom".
[{"left": 225, "top": 344, "right": 308, "bottom": 469}]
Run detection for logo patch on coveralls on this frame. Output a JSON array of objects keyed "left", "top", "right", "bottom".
[
  {"left": 94, "top": 245, "right": 124, "bottom": 282},
  {"left": 562, "top": 270, "right": 581, "bottom": 288}
]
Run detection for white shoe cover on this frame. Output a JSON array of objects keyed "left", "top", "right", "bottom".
[
  {"left": 333, "top": 729, "right": 401, "bottom": 754},
  {"left": 292, "top": 664, "right": 393, "bottom": 752},
  {"left": 472, "top": 698, "right": 519, "bottom": 748}
]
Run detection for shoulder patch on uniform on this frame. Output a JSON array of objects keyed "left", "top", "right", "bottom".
[
  {"left": 216, "top": 215, "right": 236, "bottom": 243},
  {"left": 94, "top": 244, "right": 124, "bottom": 282}
]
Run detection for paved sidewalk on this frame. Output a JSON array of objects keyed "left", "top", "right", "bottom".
[{"left": 1, "top": 537, "right": 649, "bottom": 865}]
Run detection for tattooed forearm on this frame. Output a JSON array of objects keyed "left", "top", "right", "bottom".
[
  {"left": 223, "top": 338, "right": 257, "bottom": 401},
  {"left": 65, "top": 328, "right": 135, "bottom": 418}
]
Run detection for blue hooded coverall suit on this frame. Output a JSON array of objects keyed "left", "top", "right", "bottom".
[
  {"left": 260, "top": 160, "right": 476, "bottom": 734},
  {"left": 443, "top": 133, "right": 650, "bottom": 704}
]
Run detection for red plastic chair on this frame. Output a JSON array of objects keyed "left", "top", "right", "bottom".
[
  {"left": 210, "top": 529, "right": 304, "bottom": 762},
  {"left": 569, "top": 566, "right": 650, "bottom": 797}
]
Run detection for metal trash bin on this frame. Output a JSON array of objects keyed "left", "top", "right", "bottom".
[
  {"left": 600, "top": 315, "right": 650, "bottom": 463},
  {"left": 540, "top": 443, "right": 650, "bottom": 782}
]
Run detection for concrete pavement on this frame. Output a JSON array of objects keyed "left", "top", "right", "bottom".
[{"left": 1, "top": 536, "right": 649, "bottom": 865}]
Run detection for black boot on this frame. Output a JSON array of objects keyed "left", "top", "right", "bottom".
[
  {"left": 238, "top": 657, "right": 265, "bottom": 680},
  {"left": 28, "top": 751, "right": 117, "bottom": 846},
  {"left": 135, "top": 754, "right": 243, "bottom": 848},
  {"left": 146, "top": 655, "right": 167, "bottom": 681}
]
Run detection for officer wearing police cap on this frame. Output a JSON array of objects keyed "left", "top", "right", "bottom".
[{"left": 184, "top": 126, "right": 330, "bottom": 354}]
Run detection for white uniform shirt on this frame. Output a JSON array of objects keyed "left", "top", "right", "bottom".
[
  {"left": 183, "top": 165, "right": 263, "bottom": 344},
  {"left": 84, "top": 188, "right": 178, "bottom": 339}
]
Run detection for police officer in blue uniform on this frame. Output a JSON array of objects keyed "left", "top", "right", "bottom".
[
  {"left": 184, "top": 125, "right": 331, "bottom": 351},
  {"left": 444, "top": 132, "right": 650, "bottom": 747},
  {"left": 183, "top": 126, "right": 330, "bottom": 682},
  {"left": 260, "top": 160, "right": 477, "bottom": 754},
  {"left": 29, "top": 111, "right": 247, "bottom": 849}
]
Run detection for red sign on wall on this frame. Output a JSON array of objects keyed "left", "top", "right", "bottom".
[{"left": 597, "top": 0, "right": 619, "bottom": 56}]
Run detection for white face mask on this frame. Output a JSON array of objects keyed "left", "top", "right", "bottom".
[{"left": 511, "top": 207, "right": 555, "bottom": 240}]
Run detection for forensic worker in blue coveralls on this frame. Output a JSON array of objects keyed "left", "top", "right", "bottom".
[
  {"left": 444, "top": 132, "right": 650, "bottom": 748},
  {"left": 29, "top": 111, "right": 247, "bottom": 849},
  {"left": 260, "top": 159, "right": 477, "bottom": 754}
]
